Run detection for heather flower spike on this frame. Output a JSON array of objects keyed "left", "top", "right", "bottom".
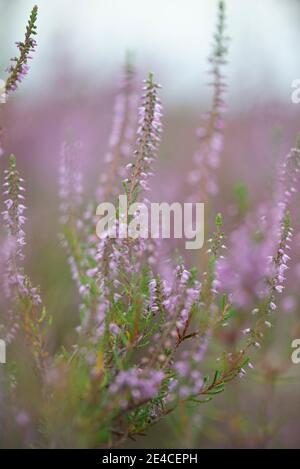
[
  {"left": 263, "top": 143, "right": 300, "bottom": 314},
  {"left": 0, "top": 6, "right": 38, "bottom": 157},
  {"left": 5, "top": 5, "right": 38, "bottom": 94},
  {"left": 188, "top": 0, "right": 228, "bottom": 201},
  {"left": 2, "top": 154, "right": 49, "bottom": 373},
  {"left": 3, "top": 154, "right": 27, "bottom": 270},
  {"left": 125, "top": 72, "right": 162, "bottom": 206}
]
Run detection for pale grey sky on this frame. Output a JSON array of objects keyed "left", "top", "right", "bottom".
[{"left": 1, "top": 0, "right": 299, "bottom": 106}]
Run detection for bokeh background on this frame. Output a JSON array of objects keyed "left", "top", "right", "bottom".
[{"left": 1, "top": 0, "right": 300, "bottom": 448}]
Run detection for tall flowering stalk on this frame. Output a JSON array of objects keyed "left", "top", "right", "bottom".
[
  {"left": 86, "top": 74, "right": 163, "bottom": 333},
  {"left": 2, "top": 155, "right": 49, "bottom": 373},
  {"left": 253, "top": 145, "right": 300, "bottom": 331},
  {"left": 2, "top": 155, "right": 27, "bottom": 274},
  {"left": 116, "top": 73, "right": 163, "bottom": 298},
  {"left": 0, "top": 6, "right": 38, "bottom": 158},
  {"left": 124, "top": 72, "right": 162, "bottom": 207},
  {"left": 188, "top": 0, "right": 228, "bottom": 201},
  {"left": 81, "top": 74, "right": 163, "bottom": 364},
  {"left": 5, "top": 5, "right": 38, "bottom": 95},
  {"left": 112, "top": 73, "right": 164, "bottom": 273},
  {"left": 59, "top": 137, "right": 85, "bottom": 288}
]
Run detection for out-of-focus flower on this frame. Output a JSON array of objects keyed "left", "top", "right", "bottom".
[{"left": 188, "top": 0, "right": 228, "bottom": 202}]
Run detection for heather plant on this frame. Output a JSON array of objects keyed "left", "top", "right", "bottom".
[
  {"left": 1, "top": 1, "right": 300, "bottom": 449},
  {"left": 0, "top": 6, "right": 38, "bottom": 158},
  {"left": 5, "top": 5, "right": 38, "bottom": 95}
]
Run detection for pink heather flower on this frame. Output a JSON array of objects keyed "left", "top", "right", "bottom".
[
  {"left": 174, "top": 361, "right": 190, "bottom": 378},
  {"left": 172, "top": 353, "right": 204, "bottom": 400},
  {"left": 4, "top": 320, "right": 20, "bottom": 345},
  {"left": 109, "top": 368, "right": 164, "bottom": 407},
  {"left": 109, "top": 322, "right": 120, "bottom": 336},
  {"left": 281, "top": 295, "right": 297, "bottom": 314},
  {"left": 79, "top": 284, "right": 90, "bottom": 297},
  {"left": 149, "top": 278, "right": 159, "bottom": 313},
  {"left": 15, "top": 410, "right": 30, "bottom": 427}
]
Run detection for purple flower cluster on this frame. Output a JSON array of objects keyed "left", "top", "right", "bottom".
[
  {"left": 143, "top": 265, "right": 201, "bottom": 377},
  {"left": 216, "top": 209, "right": 275, "bottom": 308},
  {"left": 172, "top": 361, "right": 203, "bottom": 399},
  {"left": 216, "top": 145, "right": 300, "bottom": 311},
  {"left": 109, "top": 367, "right": 164, "bottom": 408}
]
